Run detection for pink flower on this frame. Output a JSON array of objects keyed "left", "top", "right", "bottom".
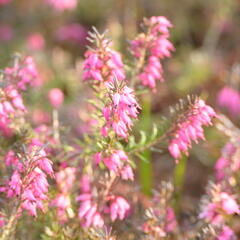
[
  {"left": 0, "top": 24, "right": 13, "bottom": 41},
  {"left": 217, "top": 86, "right": 240, "bottom": 117},
  {"left": 32, "top": 109, "right": 51, "bottom": 125},
  {"left": 139, "top": 56, "right": 163, "bottom": 89},
  {"left": 95, "top": 150, "right": 134, "bottom": 180},
  {"left": 7, "top": 171, "right": 22, "bottom": 197},
  {"left": 0, "top": 215, "right": 4, "bottom": 228},
  {"left": 80, "top": 175, "right": 91, "bottom": 193},
  {"left": 168, "top": 98, "right": 216, "bottom": 162},
  {"left": 218, "top": 225, "right": 236, "bottom": 240},
  {"left": 51, "top": 167, "right": 76, "bottom": 222},
  {"left": 27, "top": 33, "right": 45, "bottom": 51},
  {"left": 200, "top": 188, "right": 239, "bottom": 225},
  {"left": 55, "top": 167, "right": 76, "bottom": 193},
  {"left": 5, "top": 56, "right": 42, "bottom": 90},
  {"left": 0, "top": 0, "right": 11, "bottom": 5},
  {"left": 77, "top": 179, "right": 104, "bottom": 227},
  {"left": 56, "top": 23, "right": 87, "bottom": 45},
  {"left": 108, "top": 196, "right": 130, "bottom": 221},
  {"left": 219, "top": 193, "right": 239, "bottom": 215},
  {"left": 215, "top": 157, "right": 229, "bottom": 181},
  {"left": 215, "top": 142, "right": 238, "bottom": 181},
  {"left": 2, "top": 139, "right": 54, "bottom": 217},
  {"left": 165, "top": 207, "right": 177, "bottom": 233},
  {"left": 130, "top": 16, "right": 174, "bottom": 91},
  {"left": 199, "top": 203, "right": 223, "bottom": 224},
  {"left": 48, "top": 88, "right": 64, "bottom": 108},
  {"left": 0, "top": 85, "right": 26, "bottom": 134},
  {"left": 83, "top": 40, "right": 125, "bottom": 85},
  {"left": 5, "top": 150, "right": 23, "bottom": 171},
  {"left": 51, "top": 194, "right": 72, "bottom": 222},
  {"left": 102, "top": 85, "right": 140, "bottom": 139},
  {"left": 46, "top": 0, "right": 77, "bottom": 11},
  {"left": 120, "top": 165, "right": 134, "bottom": 181}
]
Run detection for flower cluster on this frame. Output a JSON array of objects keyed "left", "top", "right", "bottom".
[
  {"left": 95, "top": 150, "right": 134, "bottom": 181},
  {"left": 200, "top": 191, "right": 239, "bottom": 224},
  {"left": 0, "top": 0, "right": 11, "bottom": 5},
  {"left": 214, "top": 141, "right": 240, "bottom": 182},
  {"left": 141, "top": 183, "right": 177, "bottom": 238},
  {"left": 46, "top": 0, "right": 77, "bottom": 11},
  {"left": 199, "top": 183, "right": 239, "bottom": 239},
  {"left": 130, "top": 16, "right": 174, "bottom": 91},
  {"left": 168, "top": 98, "right": 216, "bottom": 162},
  {"left": 0, "top": 24, "right": 13, "bottom": 42},
  {"left": 83, "top": 39, "right": 125, "bottom": 86},
  {"left": 4, "top": 56, "right": 42, "bottom": 90},
  {"left": 107, "top": 195, "right": 130, "bottom": 222},
  {"left": 77, "top": 175, "right": 104, "bottom": 227},
  {"left": 102, "top": 85, "right": 140, "bottom": 139},
  {"left": 218, "top": 225, "right": 236, "bottom": 240},
  {"left": 217, "top": 86, "right": 240, "bottom": 117},
  {"left": 77, "top": 175, "right": 131, "bottom": 228},
  {"left": 0, "top": 139, "right": 54, "bottom": 216},
  {"left": 56, "top": 23, "right": 87, "bottom": 45},
  {"left": 51, "top": 167, "right": 76, "bottom": 222},
  {"left": 142, "top": 207, "right": 177, "bottom": 238},
  {"left": 0, "top": 85, "right": 26, "bottom": 135}
]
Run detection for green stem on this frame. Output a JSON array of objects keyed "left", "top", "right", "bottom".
[
  {"left": 139, "top": 94, "right": 152, "bottom": 196},
  {"left": 173, "top": 155, "right": 188, "bottom": 215}
]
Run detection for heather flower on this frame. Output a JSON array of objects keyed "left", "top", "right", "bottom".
[
  {"left": 77, "top": 176, "right": 104, "bottom": 227},
  {"left": 108, "top": 196, "right": 130, "bottom": 221},
  {"left": 219, "top": 192, "right": 239, "bottom": 215},
  {"left": 215, "top": 142, "right": 237, "bottom": 181},
  {"left": 218, "top": 225, "right": 236, "bottom": 240},
  {"left": 27, "top": 33, "right": 45, "bottom": 51},
  {"left": 83, "top": 39, "right": 125, "bottom": 85},
  {"left": 0, "top": 24, "right": 13, "bottom": 41},
  {"left": 5, "top": 56, "right": 42, "bottom": 90},
  {"left": 51, "top": 167, "right": 76, "bottom": 222},
  {"left": 138, "top": 56, "right": 163, "bottom": 89},
  {"left": 46, "top": 0, "right": 77, "bottom": 11},
  {"left": 0, "top": 139, "right": 54, "bottom": 217},
  {"left": 32, "top": 109, "right": 51, "bottom": 125},
  {"left": 0, "top": 0, "right": 11, "bottom": 5},
  {"left": 95, "top": 150, "right": 134, "bottom": 180},
  {"left": 199, "top": 186, "right": 239, "bottom": 225},
  {"left": 142, "top": 209, "right": 167, "bottom": 238},
  {"left": 130, "top": 16, "right": 174, "bottom": 91},
  {"left": 55, "top": 167, "right": 76, "bottom": 193},
  {"left": 165, "top": 207, "right": 177, "bottom": 233},
  {"left": 34, "top": 125, "right": 56, "bottom": 151},
  {"left": 0, "top": 85, "right": 26, "bottom": 134},
  {"left": 102, "top": 85, "right": 140, "bottom": 139},
  {"left": 168, "top": 98, "right": 216, "bottom": 162},
  {"left": 120, "top": 165, "right": 134, "bottom": 181},
  {"left": 0, "top": 215, "right": 4, "bottom": 228},
  {"left": 51, "top": 194, "right": 72, "bottom": 222},
  {"left": 217, "top": 86, "right": 240, "bottom": 117},
  {"left": 48, "top": 88, "right": 64, "bottom": 108},
  {"left": 56, "top": 23, "right": 87, "bottom": 45}
]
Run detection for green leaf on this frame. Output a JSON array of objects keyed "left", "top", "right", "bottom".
[
  {"left": 139, "top": 130, "right": 147, "bottom": 145},
  {"left": 136, "top": 152, "right": 149, "bottom": 163}
]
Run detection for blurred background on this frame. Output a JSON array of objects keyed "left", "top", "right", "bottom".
[{"left": 1, "top": 0, "right": 240, "bottom": 220}]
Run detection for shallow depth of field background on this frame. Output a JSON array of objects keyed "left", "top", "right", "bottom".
[{"left": 0, "top": 0, "right": 240, "bottom": 231}]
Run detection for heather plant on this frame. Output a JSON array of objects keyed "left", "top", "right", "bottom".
[{"left": 0, "top": 12, "right": 239, "bottom": 240}]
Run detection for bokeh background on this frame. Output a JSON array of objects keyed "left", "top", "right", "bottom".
[{"left": 1, "top": 0, "right": 240, "bottom": 228}]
